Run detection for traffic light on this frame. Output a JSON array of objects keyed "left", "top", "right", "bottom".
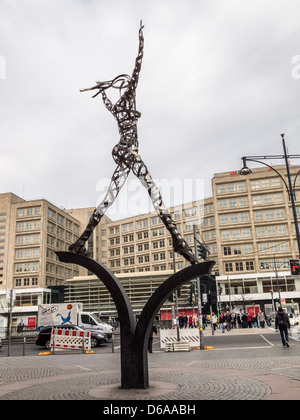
[
  {"left": 290, "top": 259, "right": 300, "bottom": 275},
  {"left": 187, "top": 283, "right": 195, "bottom": 305},
  {"left": 207, "top": 293, "right": 212, "bottom": 306},
  {"left": 196, "top": 242, "right": 208, "bottom": 260},
  {"left": 168, "top": 292, "right": 174, "bottom": 303}
]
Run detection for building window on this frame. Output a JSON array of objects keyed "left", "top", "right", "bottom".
[
  {"left": 235, "top": 262, "right": 243, "bottom": 271},
  {"left": 223, "top": 247, "right": 231, "bottom": 256},
  {"left": 241, "top": 228, "right": 251, "bottom": 238},
  {"left": 229, "top": 198, "right": 237, "bottom": 208},
  {"left": 254, "top": 211, "right": 263, "bottom": 221},
  {"left": 218, "top": 199, "right": 227, "bottom": 209},
  {"left": 239, "top": 197, "right": 247, "bottom": 206},
  {"left": 253, "top": 196, "right": 262, "bottom": 205},
  {"left": 233, "top": 245, "right": 242, "bottom": 255},
  {"left": 225, "top": 262, "right": 233, "bottom": 272},
  {"left": 251, "top": 180, "right": 260, "bottom": 190},
  {"left": 244, "top": 244, "right": 253, "bottom": 254},
  {"left": 245, "top": 261, "right": 254, "bottom": 271},
  {"left": 221, "top": 230, "right": 230, "bottom": 240},
  {"left": 217, "top": 185, "right": 226, "bottom": 194},
  {"left": 232, "top": 229, "right": 240, "bottom": 239},
  {"left": 16, "top": 264, "right": 22, "bottom": 272}
]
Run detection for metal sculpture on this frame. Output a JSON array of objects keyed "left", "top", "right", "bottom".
[
  {"left": 56, "top": 251, "right": 215, "bottom": 389},
  {"left": 68, "top": 21, "right": 198, "bottom": 265}
]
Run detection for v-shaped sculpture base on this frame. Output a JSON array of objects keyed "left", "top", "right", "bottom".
[{"left": 56, "top": 251, "right": 215, "bottom": 389}]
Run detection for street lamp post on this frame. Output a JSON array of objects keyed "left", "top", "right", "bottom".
[
  {"left": 240, "top": 134, "right": 300, "bottom": 259},
  {"left": 272, "top": 255, "right": 282, "bottom": 306}
]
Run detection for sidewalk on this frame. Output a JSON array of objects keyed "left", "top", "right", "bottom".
[{"left": 0, "top": 329, "right": 299, "bottom": 401}]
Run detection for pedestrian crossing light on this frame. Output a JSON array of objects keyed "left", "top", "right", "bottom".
[{"left": 290, "top": 259, "right": 300, "bottom": 276}]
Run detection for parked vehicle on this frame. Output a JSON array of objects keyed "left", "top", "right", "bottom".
[
  {"left": 35, "top": 324, "right": 107, "bottom": 349},
  {"left": 37, "top": 303, "right": 113, "bottom": 339}
]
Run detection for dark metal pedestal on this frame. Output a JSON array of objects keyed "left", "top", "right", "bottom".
[{"left": 56, "top": 251, "right": 214, "bottom": 389}]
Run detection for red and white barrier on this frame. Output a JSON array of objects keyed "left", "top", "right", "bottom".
[{"left": 50, "top": 328, "right": 91, "bottom": 351}]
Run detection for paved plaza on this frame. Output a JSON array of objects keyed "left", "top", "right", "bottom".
[{"left": 0, "top": 327, "right": 299, "bottom": 401}]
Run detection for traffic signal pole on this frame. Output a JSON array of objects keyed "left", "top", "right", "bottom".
[
  {"left": 173, "top": 251, "right": 180, "bottom": 342},
  {"left": 193, "top": 225, "right": 204, "bottom": 350}
]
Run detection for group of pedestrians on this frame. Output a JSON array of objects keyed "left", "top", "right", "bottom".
[
  {"left": 218, "top": 310, "right": 272, "bottom": 331},
  {"left": 174, "top": 307, "right": 292, "bottom": 349},
  {"left": 177, "top": 313, "right": 199, "bottom": 329},
  {"left": 218, "top": 308, "right": 291, "bottom": 348}
]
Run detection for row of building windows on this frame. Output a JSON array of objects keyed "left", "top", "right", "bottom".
[
  {"left": 224, "top": 261, "right": 255, "bottom": 272},
  {"left": 15, "top": 262, "right": 39, "bottom": 272},
  {"left": 220, "top": 276, "right": 296, "bottom": 295},
  {"left": 16, "top": 248, "right": 40, "bottom": 258},
  {"left": 18, "top": 207, "right": 41, "bottom": 217},
  {"left": 16, "top": 234, "right": 40, "bottom": 244},
  {"left": 216, "top": 177, "right": 294, "bottom": 196},
  {"left": 48, "top": 209, "right": 79, "bottom": 232},
  {"left": 15, "top": 277, "right": 38, "bottom": 287},
  {"left": 47, "top": 235, "right": 77, "bottom": 250},
  {"left": 221, "top": 224, "right": 289, "bottom": 241},
  {"left": 220, "top": 210, "right": 295, "bottom": 226},
  {"left": 223, "top": 258, "right": 293, "bottom": 273},
  {"left": 218, "top": 193, "right": 284, "bottom": 210},
  {"left": 17, "top": 221, "right": 40, "bottom": 231},
  {"left": 112, "top": 210, "right": 199, "bottom": 234},
  {"left": 110, "top": 252, "right": 171, "bottom": 268}
]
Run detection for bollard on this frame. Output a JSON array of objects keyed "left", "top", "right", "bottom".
[
  {"left": 23, "top": 336, "right": 26, "bottom": 356},
  {"left": 199, "top": 327, "right": 204, "bottom": 350},
  {"left": 82, "top": 335, "right": 85, "bottom": 353},
  {"left": 112, "top": 333, "right": 114, "bottom": 353}
]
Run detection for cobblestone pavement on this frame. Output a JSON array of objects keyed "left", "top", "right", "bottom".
[{"left": 0, "top": 340, "right": 300, "bottom": 401}]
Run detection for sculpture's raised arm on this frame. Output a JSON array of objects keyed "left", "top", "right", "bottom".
[
  {"left": 129, "top": 21, "right": 144, "bottom": 93},
  {"left": 101, "top": 90, "right": 114, "bottom": 112}
]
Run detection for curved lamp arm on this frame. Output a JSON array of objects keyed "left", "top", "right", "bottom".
[{"left": 241, "top": 157, "right": 293, "bottom": 200}]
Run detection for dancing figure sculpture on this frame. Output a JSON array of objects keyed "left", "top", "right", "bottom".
[{"left": 69, "top": 22, "right": 198, "bottom": 265}]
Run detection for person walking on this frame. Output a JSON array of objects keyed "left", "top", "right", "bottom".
[
  {"left": 275, "top": 307, "right": 290, "bottom": 348},
  {"left": 148, "top": 323, "right": 158, "bottom": 353},
  {"left": 241, "top": 313, "right": 248, "bottom": 328},
  {"left": 178, "top": 313, "right": 184, "bottom": 329},
  {"left": 247, "top": 313, "right": 252, "bottom": 328},
  {"left": 193, "top": 313, "right": 198, "bottom": 328},
  {"left": 257, "top": 310, "right": 265, "bottom": 328},
  {"left": 211, "top": 313, "right": 218, "bottom": 331},
  {"left": 237, "top": 313, "right": 242, "bottom": 328},
  {"left": 266, "top": 312, "right": 272, "bottom": 327},
  {"left": 225, "top": 311, "right": 231, "bottom": 332}
]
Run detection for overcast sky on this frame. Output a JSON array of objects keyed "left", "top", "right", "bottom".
[{"left": 1, "top": 0, "right": 300, "bottom": 219}]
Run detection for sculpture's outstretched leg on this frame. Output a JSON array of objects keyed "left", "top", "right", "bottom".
[
  {"left": 132, "top": 156, "right": 198, "bottom": 265},
  {"left": 69, "top": 165, "right": 130, "bottom": 255}
]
